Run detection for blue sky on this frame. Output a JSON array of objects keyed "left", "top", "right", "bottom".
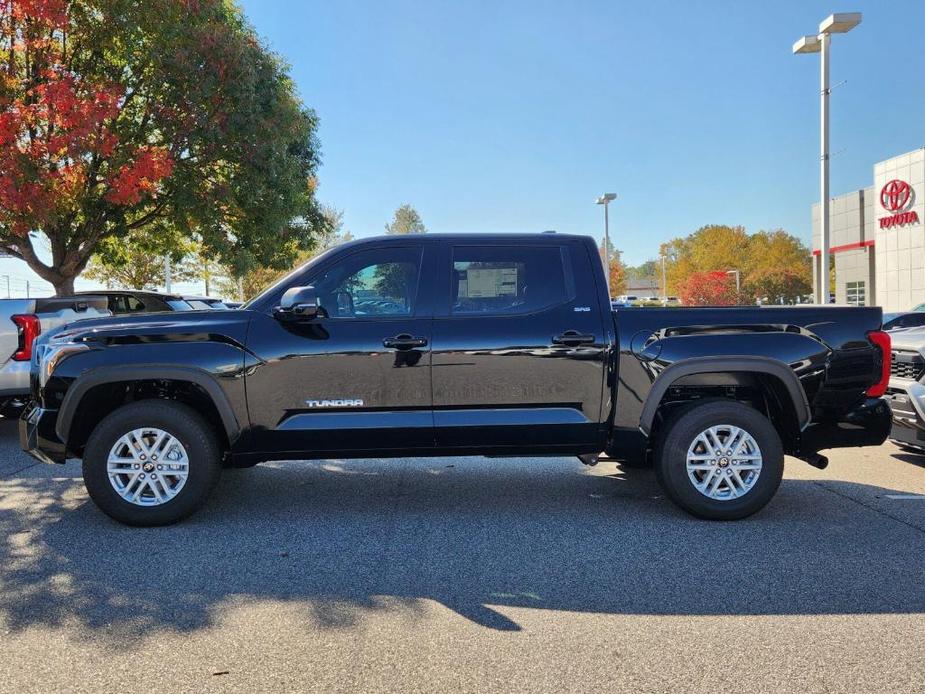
[
  {"left": 4, "top": 0, "right": 923, "bottom": 294},
  {"left": 237, "top": 0, "right": 925, "bottom": 266}
]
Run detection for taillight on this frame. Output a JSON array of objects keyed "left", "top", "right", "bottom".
[
  {"left": 11, "top": 314, "right": 41, "bottom": 362},
  {"left": 866, "top": 329, "right": 891, "bottom": 397}
]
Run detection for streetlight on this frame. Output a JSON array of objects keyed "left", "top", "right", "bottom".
[
  {"left": 596, "top": 193, "right": 616, "bottom": 296},
  {"left": 793, "top": 12, "right": 862, "bottom": 304},
  {"left": 726, "top": 269, "right": 740, "bottom": 295},
  {"left": 661, "top": 253, "right": 668, "bottom": 300}
]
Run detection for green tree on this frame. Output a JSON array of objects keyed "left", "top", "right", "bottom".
[
  {"left": 0, "top": 0, "right": 326, "bottom": 294},
  {"left": 385, "top": 204, "right": 427, "bottom": 234},
  {"left": 84, "top": 225, "right": 198, "bottom": 290},
  {"left": 221, "top": 206, "right": 353, "bottom": 301}
]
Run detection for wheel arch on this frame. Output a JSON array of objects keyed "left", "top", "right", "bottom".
[
  {"left": 57, "top": 366, "right": 240, "bottom": 454},
  {"left": 639, "top": 356, "right": 810, "bottom": 443}
]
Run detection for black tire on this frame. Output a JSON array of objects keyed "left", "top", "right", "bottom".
[
  {"left": 654, "top": 400, "right": 784, "bottom": 520},
  {"left": 83, "top": 400, "right": 222, "bottom": 526}
]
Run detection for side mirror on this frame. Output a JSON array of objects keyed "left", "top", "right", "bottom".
[{"left": 277, "top": 285, "right": 320, "bottom": 320}]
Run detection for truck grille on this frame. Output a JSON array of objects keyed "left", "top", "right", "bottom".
[{"left": 891, "top": 350, "right": 925, "bottom": 381}]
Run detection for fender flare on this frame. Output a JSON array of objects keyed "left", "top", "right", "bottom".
[
  {"left": 56, "top": 365, "right": 241, "bottom": 444},
  {"left": 638, "top": 356, "right": 811, "bottom": 435}
]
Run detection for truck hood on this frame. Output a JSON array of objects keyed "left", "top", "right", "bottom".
[
  {"left": 887, "top": 326, "right": 925, "bottom": 353},
  {"left": 42, "top": 308, "right": 253, "bottom": 347}
]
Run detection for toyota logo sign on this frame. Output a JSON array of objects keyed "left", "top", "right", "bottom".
[
  {"left": 879, "top": 179, "right": 919, "bottom": 229},
  {"left": 881, "top": 179, "right": 911, "bottom": 212}
]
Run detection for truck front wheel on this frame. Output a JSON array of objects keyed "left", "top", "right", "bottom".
[
  {"left": 82, "top": 401, "right": 222, "bottom": 526},
  {"left": 654, "top": 401, "right": 784, "bottom": 520}
]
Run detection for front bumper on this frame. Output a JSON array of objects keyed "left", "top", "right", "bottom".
[
  {"left": 19, "top": 403, "right": 66, "bottom": 464},
  {"left": 885, "top": 381, "right": 925, "bottom": 450},
  {"left": 799, "top": 396, "right": 892, "bottom": 456}
]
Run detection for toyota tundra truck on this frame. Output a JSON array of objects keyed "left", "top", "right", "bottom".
[{"left": 20, "top": 233, "right": 892, "bottom": 525}]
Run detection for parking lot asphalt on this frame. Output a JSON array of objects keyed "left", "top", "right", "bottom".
[{"left": 2, "top": 417, "right": 925, "bottom": 694}]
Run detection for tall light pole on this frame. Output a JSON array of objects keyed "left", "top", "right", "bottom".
[
  {"left": 726, "top": 269, "right": 740, "bottom": 295},
  {"left": 661, "top": 254, "right": 668, "bottom": 300},
  {"left": 596, "top": 193, "right": 616, "bottom": 296},
  {"left": 793, "top": 12, "right": 862, "bottom": 304}
]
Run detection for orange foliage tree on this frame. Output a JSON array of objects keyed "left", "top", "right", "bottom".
[
  {"left": 0, "top": 0, "right": 325, "bottom": 294},
  {"left": 678, "top": 271, "right": 747, "bottom": 306}
]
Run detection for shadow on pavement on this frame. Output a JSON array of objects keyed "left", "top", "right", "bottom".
[
  {"left": 2, "top": 434, "right": 925, "bottom": 643},
  {"left": 890, "top": 450, "right": 925, "bottom": 470}
]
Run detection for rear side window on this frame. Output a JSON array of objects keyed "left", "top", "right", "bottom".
[
  {"left": 110, "top": 295, "right": 147, "bottom": 314},
  {"left": 451, "top": 245, "right": 574, "bottom": 315}
]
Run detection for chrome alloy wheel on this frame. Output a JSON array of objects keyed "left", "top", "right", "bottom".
[
  {"left": 107, "top": 428, "right": 189, "bottom": 506},
  {"left": 685, "top": 425, "right": 762, "bottom": 501}
]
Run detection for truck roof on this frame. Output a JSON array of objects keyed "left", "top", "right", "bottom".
[{"left": 336, "top": 232, "right": 592, "bottom": 248}]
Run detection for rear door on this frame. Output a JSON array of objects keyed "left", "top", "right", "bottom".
[{"left": 430, "top": 238, "right": 608, "bottom": 451}]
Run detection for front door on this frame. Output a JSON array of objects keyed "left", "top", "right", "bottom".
[
  {"left": 245, "top": 243, "right": 434, "bottom": 455},
  {"left": 430, "top": 240, "right": 608, "bottom": 452}
]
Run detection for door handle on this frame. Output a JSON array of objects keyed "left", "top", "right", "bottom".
[
  {"left": 552, "top": 330, "right": 596, "bottom": 346},
  {"left": 383, "top": 333, "right": 428, "bottom": 350}
]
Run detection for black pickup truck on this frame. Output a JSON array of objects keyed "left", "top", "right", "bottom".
[{"left": 21, "top": 233, "right": 892, "bottom": 525}]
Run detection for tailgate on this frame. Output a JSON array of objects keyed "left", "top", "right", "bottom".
[{"left": 35, "top": 295, "right": 110, "bottom": 333}]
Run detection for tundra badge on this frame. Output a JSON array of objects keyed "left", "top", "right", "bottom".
[{"left": 305, "top": 399, "right": 365, "bottom": 408}]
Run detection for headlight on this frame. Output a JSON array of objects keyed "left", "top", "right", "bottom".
[{"left": 35, "top": 332, "right": 92, "bottom": 388}]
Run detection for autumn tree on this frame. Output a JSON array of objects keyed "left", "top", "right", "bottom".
[
  {"left": 661, "top": 225, "right": 811, "bottom": 303},
  {"left": 0, "top": 0, "right": 326, "bottom": 294},
  {"left": 385, "top": 204, "right": 426, "bottom": 235},
  {"left": 598, "top": 239, "right": 627, "bottom": 296},
  {"left": 661, "top": 225, "right": 750, "bottom": 296},
  {"left": 677, "top": 271, "right": 746, "bottom": 306},
  {"left": 744, "top": 229, "right": 812, "bottom": 303}
]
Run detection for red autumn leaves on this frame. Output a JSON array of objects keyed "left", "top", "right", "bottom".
[
  {"left": 678, "top": 271, "right": 744, "bottom": 306},
  {"left": 1, "top": 1, "right": 173, "bottom": 235}
]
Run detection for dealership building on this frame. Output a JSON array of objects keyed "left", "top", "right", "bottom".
[{"left": 812, "top": 147, "right": 924, "bottom": 310}]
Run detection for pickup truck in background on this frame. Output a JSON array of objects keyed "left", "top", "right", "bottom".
[
  {"left": 0, "top": 296, "right": 109, "bottom": 417},
  {"left": 20, "top": 233, "right": 892, "bottom": 526},
  {"left": 883, "top": 327, "right": 925, "bottom": 452}
]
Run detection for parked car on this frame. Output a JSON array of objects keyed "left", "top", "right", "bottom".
[
  {"left": 0, "top": 295, "right": 109, "bottom": 416},
  {"left": 21, "top": 233, "right": 891, "bottom": 525},
  {"left": 883, "top": 312, "right": 925, "bottom": 331},
  {"left": 661, "top": 296, "right": 681, "bottom": 307},
  {"left": 884, "top": 327, "right": 925, "bottom": 452},
  {"left": 76, "top": 290, "right": 192, "bottom": 315}
]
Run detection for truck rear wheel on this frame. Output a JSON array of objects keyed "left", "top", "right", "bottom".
[
  {"left": 82, "top": 401, "right": 222, "bottom": 526},
  {"left": 654, "top": 401, "right": 784, "bottom": 520}
]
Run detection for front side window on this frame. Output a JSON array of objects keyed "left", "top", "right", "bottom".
[
  {"left": 451, "top": 245, "right": 572, "bottom": 315},
  {"left": 311, "top": 246, "right": 422, "bottom": 318}
]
